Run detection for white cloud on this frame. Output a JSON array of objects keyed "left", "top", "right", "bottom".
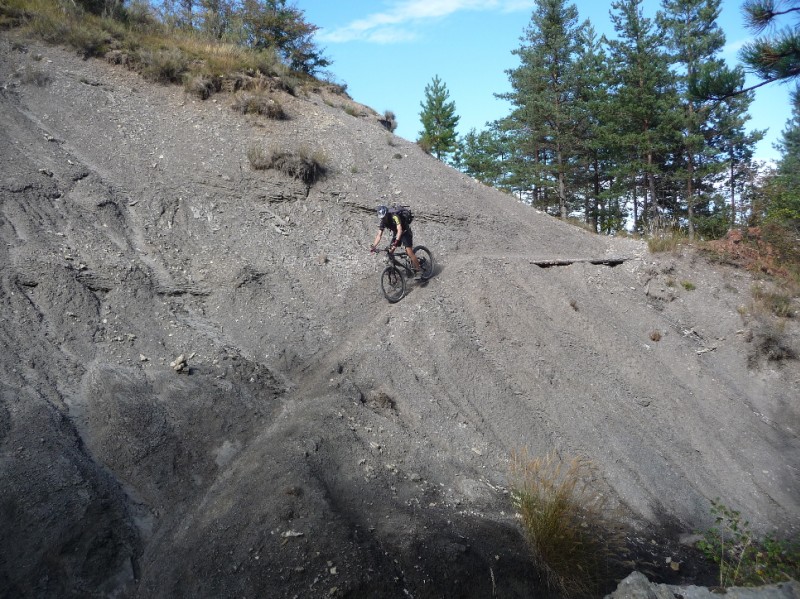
[{"left": 318, "top": 0, "right": 536, "bottom": 44}]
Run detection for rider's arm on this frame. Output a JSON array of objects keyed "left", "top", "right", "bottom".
[
  {"left": 392, "top": 215, "right": 403, "bottom": 246},
  {"left": 372, "top": 229, "right": 383, "bottom": 249}
]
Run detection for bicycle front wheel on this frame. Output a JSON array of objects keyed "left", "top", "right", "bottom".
[
  {"left": 381, "top": 266, "right": 405, "bottom": 302},
  {"left": 413, "top": 246, "right": 434, "bottom": 279}
]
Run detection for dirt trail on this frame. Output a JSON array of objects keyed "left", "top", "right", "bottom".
[{"left": 0, "top": 35, "right": 798, "bottom": 598}]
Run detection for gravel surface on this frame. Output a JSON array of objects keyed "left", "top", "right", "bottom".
[{"left": 1, "top": 34, "right": 798, "bottom": 598}]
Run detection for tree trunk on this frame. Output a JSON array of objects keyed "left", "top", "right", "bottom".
[
  {"left": 647, "top": 151, "right": 658, "bottom": 224},
  {"left": 557, "top": 147, "right": 567, "bottom": 219},
  {"left": 729, "top": 156, "right": 736, "bottom": 230}
]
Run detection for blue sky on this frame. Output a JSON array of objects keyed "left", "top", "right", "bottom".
[{"left": 297, "top": 0, "right": 794, "bottom": 163}]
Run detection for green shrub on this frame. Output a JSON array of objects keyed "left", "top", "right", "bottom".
[
  {"left": 65, "top": 23, "right": 114, "bottom": 58},
  {"left": 681, "top": 281, "right": 696, "bottom": 291},
  {"left": 697, "top": 499, "right": 800, "bottom": 587},
  {"left": 509, "top": 450, "right": 623, "bottom": 598}
]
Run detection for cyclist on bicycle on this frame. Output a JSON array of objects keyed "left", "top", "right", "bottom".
[{"left": 370, "top": 205, "right": 423, "bottom": 279}]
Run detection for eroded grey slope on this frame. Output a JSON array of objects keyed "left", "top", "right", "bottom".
[{"left": 0, "top": 36, "right": 797, "bottom": 598}]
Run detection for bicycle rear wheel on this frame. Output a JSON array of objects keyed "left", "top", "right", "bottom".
[
  {"left": 381, "top": 266, "right": 405, "bottom": 302},
  {"left": 413, "top": 246, "right": 434, "bottom": 279}
]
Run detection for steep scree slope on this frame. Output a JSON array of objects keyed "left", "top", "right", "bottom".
[{"left": 0, "top": 37, "right": 798, "bottom": 598}]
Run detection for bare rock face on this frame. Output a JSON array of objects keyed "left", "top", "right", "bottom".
[
  {"left": 1, "top": 34, "right": 798, "bottom": 598},
  {"left": 607, "top": 571, "right": 800, "bottom": 599}
]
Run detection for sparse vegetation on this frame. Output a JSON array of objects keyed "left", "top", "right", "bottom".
[
  {"left": 681, "top": 281, "right": 696, "bottom": 291},
  {"left": 697, "top": 499, "right": 800, "bottom": 588},
  {"left": 647, "top": 231, "right": 686, "bottom": 253},
  {"left": 650, "top": 330, "right": 662, "bottom": 342},
  {"left": 20, "top": 64, "right": 51, "bottom": 86},
  {"left": 247, "top": 145, "right": 327, "bottom": 184},
  {"left": 0, "top": 0, "right": 320, "bottom": 103},
  {"left": 343, "top": 104, "right": 360, "bottom": 117},
  {"left": 509, "top": 450, "right": 623, "bottom": 598},
  {"left": 232, "top": 91, "right": 286, "bottom": 119},
  {"left": 751, "top": 285, "right": 795, "bottom": 318},
  {"left": 184, "top": 74, "right": 218, "bottom": 100},
  {"left": 380, "top": 110, "right": 397, "bottom": 132},
  {"left": 746, "top": 317, "right": 796, "bottom": 368}
]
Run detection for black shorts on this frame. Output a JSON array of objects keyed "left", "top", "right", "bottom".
[{"left": 394, "top": 229, "right": 413, "bottom": 248}]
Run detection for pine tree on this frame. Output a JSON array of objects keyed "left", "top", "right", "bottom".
[
  {"left": 573, "top": 25, "right": 611, "bottom": 230},
  {"left": 740, "top": 0, "right": 800, "bottom": 88},
  {"left": 500, "top": 0, "right": 586, "bottom": 218},
  {"left": 240, "top": 0, "right": 330, "bottom": 74},
  {"left": 607, "top": 0, "right": 679, "bottom": 232},
  {"left": 658, "top": 0, "right": 731, "bottom": 238},
  {"left": 418, "top": 75, "right": 460, "bottom": 162},
  {"left": 457, "top": 125, "right": 513, "bottom": 190}
]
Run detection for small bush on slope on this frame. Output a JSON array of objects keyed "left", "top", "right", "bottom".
[
  {"left": 247, "top": 145, "right": 327, "bottom": 184},
  {"left": 509, "top": 450, "right": 624, "bottom": 597},
  {"left": 232, "top": 91, "right": 286, "bottom": 119},
  {"left": 697, "top": 499, "right": 800, "bottom": 587}
]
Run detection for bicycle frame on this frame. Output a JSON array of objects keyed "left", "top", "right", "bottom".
[{"left": 382, "top": 247, "right": 416, "bottom": 276}]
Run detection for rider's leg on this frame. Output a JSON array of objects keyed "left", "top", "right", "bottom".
[
  {"left": 405, "top": 245, "right": 422, "bottom": 271},
  {"left": 399, "top": 230, "right": 421, "bottom": 271}
]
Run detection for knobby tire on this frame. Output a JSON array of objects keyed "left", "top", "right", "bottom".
[
  {"left": 413, "top": 246, "right": 434, "bottom": 280},
  {"left": 381, "top": 266, "right": 405, "bottom": 303}
]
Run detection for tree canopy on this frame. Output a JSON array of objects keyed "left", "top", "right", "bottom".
[
  {"left": 418, "top": 75, "right": 460, "bottom": 162},
  {"left": 457, "top": 0, "right": 766, "bottom": 238}
]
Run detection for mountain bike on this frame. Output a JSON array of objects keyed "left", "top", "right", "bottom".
[{"left": 372, "top": 245, "right": 434, "bottom": 303}]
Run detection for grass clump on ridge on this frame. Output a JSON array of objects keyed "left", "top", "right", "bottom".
[
  {"left": 232, "top": 91, "right": 286, "bottom": 119},
  {"left": 509, "top": 449, "right": 623, "bottom": 598},
  {"left": 647, "top": 230, "right": 687, "bottom": 253},
  {"left": 247, "top": 145, "right": 327, "bottom": 184},
  {"left": 0, "top": 0, "right": 308, "bottom": 98}
]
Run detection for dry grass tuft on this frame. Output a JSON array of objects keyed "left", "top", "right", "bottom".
[
  {"left": 379, "top": 110, "right": 398, "bottom": 132},
  {"left": 746, "top": 317, "right": 796, "bottom": 368},
  {"left": 751, "top": 284, "right": 795, "bottom": 319},
  {"left": 232, "top": 91, "right": 286, "bottom": 119},
  {"left": 509, "top": 449, "right": 624, "bottom": 598},
  {"left": 247, "top": 145, "right": 327, "bottom": 184},
  {"left": 650, "top": 330, "right": 662, "bottom": 342},
  {"left": 647, "top": 231, "right": 686, "bottom": 253},
  {"left": 19, "top": 64, "right": 51, "bottom": 86},
  {"left": 184, "top": 74, "right": 219, "bottom": 99}
]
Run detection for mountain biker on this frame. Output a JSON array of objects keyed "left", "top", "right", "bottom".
[{"left": 370, "top": 205, "right": 423, "bottom": 279}]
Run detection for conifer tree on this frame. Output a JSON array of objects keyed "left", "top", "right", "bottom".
[
  {"left": 607, "top": 0, "right": 678, "bottom": 232},
  {"left": 418, "top": 75, "right": 460, "bottom": 162},
  {"left": 457, "top": 125, "right": 513, "bottom": 190},
  {"left": 658, "top": 0, "right": 732, "bottom": 238},
  {"left": 239, "top": 0, "right": 330, "bottom": 74},
  {"left": 500, "top": 0, "right": 586, "bottom": 218},
  {"left": 740, "top": 0, "right": 800, "bottom": 88},
  {"left": 573, "top": 25, "right": 611, "bottom": 230}
]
